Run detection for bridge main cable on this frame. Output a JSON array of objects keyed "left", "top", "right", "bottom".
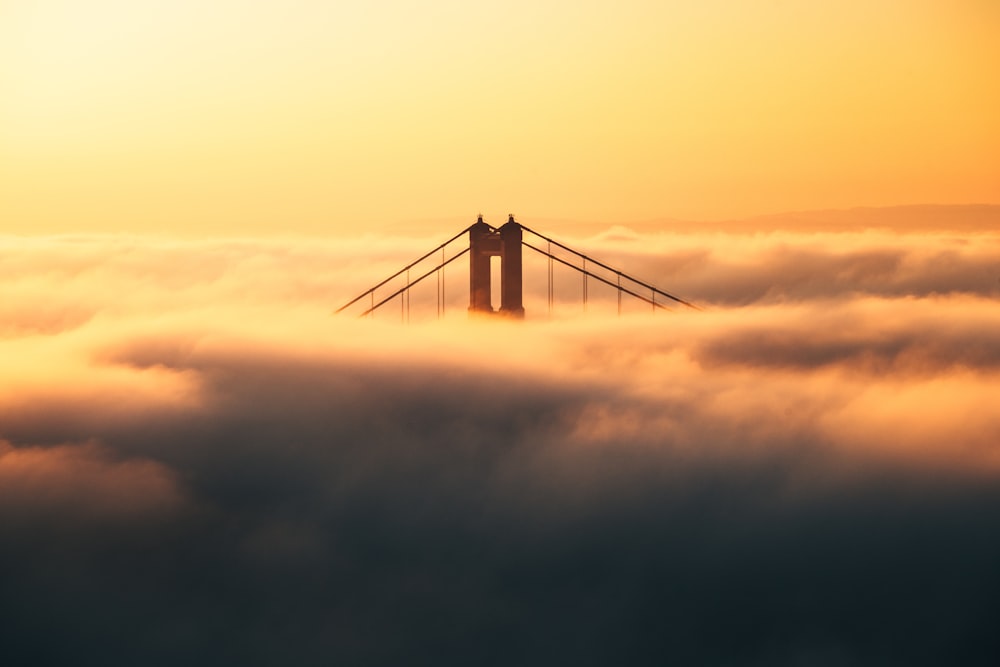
[
  {"left": 522, "top": 241, "right": 670, "bottom": 311},
  {"left": 519, "top": 225, "right": 700, "bottom": 310},
  {"left": 335, "top": 225, "right": 475, "bottom": 314},
  {"left": 359, "top": 247, "right": 470, "bottom": 318}
]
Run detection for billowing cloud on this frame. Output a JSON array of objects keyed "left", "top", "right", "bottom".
[
  {"left": 0, "top": 438, "right": 187, "bottom": 523},
  {"left": 1, "top": 224, "right": 999, "bottom": 664}
]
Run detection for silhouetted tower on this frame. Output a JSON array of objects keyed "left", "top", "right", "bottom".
[
  {"left": 499, "top": 216, "right": 524, "bottom": 317},
  {"left": 468, "top": 215, "right": 524, "bottom": 318},
  {"left": 337, "top": 214, "right": 697, "bottom": 319},
  {"left": 468, "top": 215, "right": 496, "bottom": 314}
]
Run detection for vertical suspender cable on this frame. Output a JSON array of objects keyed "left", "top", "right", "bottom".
[
  {"left": 583, "top": 258, "right": 588, "bottom": 313},
  {"left": 547, "top": 240, "right": 553, "bottom": 317},
  {"left": 617, "top": 273, "right": 622, "bottom": 316}
]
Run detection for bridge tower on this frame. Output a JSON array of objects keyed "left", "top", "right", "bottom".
[
  {"left": 335, "top": 214, "right": 697, "bottom": 319},
  {"left": 468, "top": 215, "right": 524, "bottom": 318}
]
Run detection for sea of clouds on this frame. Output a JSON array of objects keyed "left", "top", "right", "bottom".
[{"left": 2, "top": 221, "right": 999, "bottom": 665}]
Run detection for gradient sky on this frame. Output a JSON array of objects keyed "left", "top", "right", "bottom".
[{"left": 2, "top": 0, "right": 998, "bottom": 235}]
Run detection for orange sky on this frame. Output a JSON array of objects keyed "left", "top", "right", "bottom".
[{"left": 1, "top": 0, "right": 997, "bottom": 236}]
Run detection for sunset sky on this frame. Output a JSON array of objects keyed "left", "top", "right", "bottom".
[
  {"left": 3, "top": 3, "right": 1000, "bottom": 664},
  {"left": 2, "top": 0, "right": 998, "bottom": 235}
]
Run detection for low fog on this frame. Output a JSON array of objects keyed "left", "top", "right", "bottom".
[{"left": 2, "top": 221, "right": 999, "bottom": 665}]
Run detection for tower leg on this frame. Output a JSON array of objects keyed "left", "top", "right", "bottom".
[
  {"left": 499, "top": 216, "right": 525, "bottom": 318},
  {"left": 468, "top": 216, "right": 495, "bottom": 314}
]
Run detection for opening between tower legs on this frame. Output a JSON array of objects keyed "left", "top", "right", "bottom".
[{"left": 468, "top": 215, "right": 524, "bottom": 319}]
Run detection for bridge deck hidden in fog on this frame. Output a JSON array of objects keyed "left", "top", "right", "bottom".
[{"left": 336, "top": 215, "right": 698, "bottom": 320}]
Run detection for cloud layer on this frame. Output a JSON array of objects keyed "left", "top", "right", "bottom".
[{"left": 2, "top": 226, "right": 999, "bottom": 665}]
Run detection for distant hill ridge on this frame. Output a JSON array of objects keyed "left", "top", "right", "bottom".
[
  {"left": 669, "top": 204, "right": 1000, "bottom": 234},
  {"left": 567, "top": 204, "right": 1000, "bottom": 235},
  {"left": 390, "top": 205, "right": 999, "bottom": 237}
]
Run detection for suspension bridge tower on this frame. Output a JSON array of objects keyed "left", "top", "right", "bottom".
[
  {"left": 334, "top": 214, "right": 697, "bottom": 320},
  {"left": 468, "top": 215, "right": 524, "bottom": 318}
]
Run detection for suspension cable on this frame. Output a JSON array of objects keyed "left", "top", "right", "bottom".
[
  {"left": 617, "top": 273, "right": 622, "bottom": 316},
  {"left": 519, "top": 224, "right": 698, "bottom": 310},
  {"left": 335, "top": 225, "right": 474, "bottom": 314},
  {"left": 522, "top": 241, "right": 671, "bottom": 311},
  {"left": 360, "top": 248, "right": 470, "bottom": 318},
  {"left": 547, "top": 239, "right": 553, "bottom": 316}
]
